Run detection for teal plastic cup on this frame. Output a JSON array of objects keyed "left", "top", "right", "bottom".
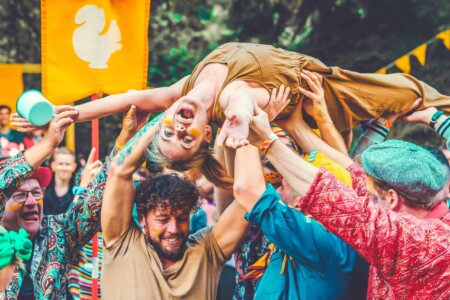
[{"left": 16, "top": 90, "right": 54, "bottom": 126}]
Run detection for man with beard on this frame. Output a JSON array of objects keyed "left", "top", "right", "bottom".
[{"left": 101, "top": 121, "right": 250, "bottom": 299}]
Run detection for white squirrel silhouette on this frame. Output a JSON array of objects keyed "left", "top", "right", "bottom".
[{"left": 72, "top": 5, "right": 122, "bottom": 69}]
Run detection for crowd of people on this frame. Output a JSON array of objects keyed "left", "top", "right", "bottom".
[{"left": 1, "top": 42, "right": 450, "bottom": 299}]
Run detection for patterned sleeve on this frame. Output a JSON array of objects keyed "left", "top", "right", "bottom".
[
  {"left": 436, "top": 116, "right": 450, "bottom": 149},
  {"left": 346, "top": 163, "right": 370, "bottom": 198},
  {"left": 53, "top": 150, "right": 114, "bottom": 258},
  {"left": 295, "top": 168, "right": 450, "bottom": 282},
  {"left": 350, "top": 120, "right": 389, "bottom": 159},
  {"left": 0, "top": 152, "right": 34, "bottom": 208}
]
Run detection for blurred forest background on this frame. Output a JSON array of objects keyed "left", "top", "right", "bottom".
[{"left": 0, "top": 0, "right": 449, "bottom": 158}]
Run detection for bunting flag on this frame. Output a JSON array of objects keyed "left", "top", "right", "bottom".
[
  {"left": 41, "top": 0, "right": 151, "bottom": 104},
  {"left": 411, "top": 43, "right": 427, "bottom": 66},
  {"left": 394, "top": 55, "right": 411, "bottom": 74},
  {"left": 376, "top": 29, "right": 449, "bottom": 74},
  {"left": 436, "top": 29, "right": 450, "bottom": 49},
  {"left": 0, "top": 64, "right": 24, "bottom": 111}
]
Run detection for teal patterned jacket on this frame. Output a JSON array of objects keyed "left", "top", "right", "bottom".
[{"left": 0, "top": 152, "right": 110, "bottom": 300}]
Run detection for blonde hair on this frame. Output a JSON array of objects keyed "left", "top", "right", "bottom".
[{"left": 148, "top": 133, "right": 233, "bottom": 190}]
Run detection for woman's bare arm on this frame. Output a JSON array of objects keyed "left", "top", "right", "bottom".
[{"left": 75, "top": 76, "right": 188, "bottom": 122}]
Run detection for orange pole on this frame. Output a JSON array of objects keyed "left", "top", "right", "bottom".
[{"left": 91, "top": 93, "right": 99, "bottom": 300}]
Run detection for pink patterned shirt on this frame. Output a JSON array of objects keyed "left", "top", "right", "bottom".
[{"left": 296, "top": 163, "right": 450, "bottom": 299}]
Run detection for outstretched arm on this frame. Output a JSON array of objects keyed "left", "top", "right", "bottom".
[
  {"left": 75, "top": 77, "right": 186, "bottom": 122},
  {"left": 0, "top": 108, "right": 78, "bottom": 203},
  {"left": 300, "top": 70, "right": 348, "bottom": 155},
  {"left": 350, "top": 98, "right": 423, "bottom": 158},
  {"left": 10, "top": 77, "right": 187, "bottom": 131},
  {"left": 249, "top": 108, "right": 449, "bottom": 285},
  {"left": 102, "top": 120, "right": 159, "bottom": 247},
  {"left": 213, "top": 145, "right": 267, "bottom": 258},
  {"left": 57, "top": 106, "right": 150, "bottom": 254},
  {"left": 275, "top": 72, "right": 353, "bottom": 168},
  {"left": 213, "top": 141, "right": 236, "bottom": 215}
]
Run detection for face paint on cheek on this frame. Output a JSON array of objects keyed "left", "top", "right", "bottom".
[
  {"left": 188, "top": 128, "right": 201, "bottom": 138},
  {"left": 37, "top": 199, "right": 43, "bottom": 205},
  {"left": 163, "top": 119, "right": 173, "bottom": 126},
  {"left": 180, "top": 223, "right": 189, "bottom": 232},
  {"left": 152, "top": 228, "right": 162, "bottom": 235},
  {"left": 56, "top": 166, "right": 73, "bottom": 172},
  {"left": 8, "top": 203, "right": 23, "bottom": 211}
]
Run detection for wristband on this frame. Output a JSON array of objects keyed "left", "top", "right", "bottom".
[
  {"left": 115, "top": 139, "right": 124, "bottom": 150},
  {"left": 260, "top": 132, "right": 279, "bottom": 155},
  {"left": 72, "top": 186, "right": 87, "bottom": 196},
  {"left": 429, "top": 110, "right": 444, "bottom": 129},
  {"left": 375, "top": 117, "right": 392, "bottom": 129}
]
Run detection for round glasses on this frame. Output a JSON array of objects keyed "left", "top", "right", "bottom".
[{"left": 11, "top": 188, "right": 45, "bottom": 203}]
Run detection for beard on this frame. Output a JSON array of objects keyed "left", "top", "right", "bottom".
[{"left": 146, "top": 233, "right": 189, "bottom": 261}]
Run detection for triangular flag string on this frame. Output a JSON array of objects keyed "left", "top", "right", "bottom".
[
  {"left": 411, "top": 43, "right": 427, "bottom": 66},
  {"left": 436, "top": 29, "right": 450, "bottom": 50},
  {"left": 394, "top": 55, "right": 411, "bottom": 74},
  {"left": 376, "top": 28, "right": 449, "bottom": 74}
]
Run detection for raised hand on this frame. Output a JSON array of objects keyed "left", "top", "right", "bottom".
[
  {"left": 117, "top": 105, "right": 151, "bottom": 147},
  {"left": 299, "top": 70, "right": 329, "bottom": 121},
  {"left": 395, "top": 99, "right": 435, "bottom": 124},
  {"left": 249, "top": 106, "right": 273, "bottom": 148},
  {"left": 11, "top": 105, "right": 76, "bottom": 133},
  {"left": 110, "top": 122, "right": 158, "bottom": 178},
  {"left": 265, "top": 84, "right": 291, "bottom": 121},
  {"left": 42, "top": 108, "right": 79, "bottom": 148},
  {"left": 216, "top": 109, "right": 251, "bottom": 149},
  {"left": 216, "top": 85, "right": 291, "bottom": 149},
  {"left": 78, "top": 148, "right": 103, "bottom": 187}
]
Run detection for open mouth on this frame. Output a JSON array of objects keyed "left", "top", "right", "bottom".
[
  {"left": 21, "top": 211, "right": 39, "bottom": 222},
  {"left": 176, "top": 106, "right": 195, "bottom": 124}
]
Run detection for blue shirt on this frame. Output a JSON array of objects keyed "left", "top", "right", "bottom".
[{"left": 245, "top": 184, "right": 368, "bottom": 300}]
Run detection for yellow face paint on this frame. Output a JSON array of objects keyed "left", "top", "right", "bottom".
[
  {"left": 180, "top": 223, "right": 189, "bottom": 231},
  {"left": 163, "top": 119, "right": 173, "bottom": 126},
  {"left": 188, "top": 128, "right": 201, "bottom": 138},
  {"left": 8, "top": 199, "right": 43, "bottom": 211},
  {"left": 56, "top": 166, "right": 73, "bottom": 172},
  {"left": 8, "top": 203, "right": 23, "bottom": 211}
]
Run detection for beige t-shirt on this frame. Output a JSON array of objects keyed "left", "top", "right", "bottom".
[{"left": 101, "top": 224, "right": 227, "bottom": 300}]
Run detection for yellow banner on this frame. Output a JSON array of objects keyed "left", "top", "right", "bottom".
[
  {"left": 0, "top": 64, "right": 24, "bottom": 111},
  {"left": 42, "top": 0, "right": 151, "bottom": 104}
]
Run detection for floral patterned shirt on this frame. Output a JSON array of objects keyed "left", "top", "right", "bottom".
[
  {"left": 296, "top": 163, "right": 450, "bottom": 299},
  {"left": 233, "top": 226, "right": 270, "bottom": 299},
  {"left": 0, "top": 152, "right": 110, "bottom": 300}
]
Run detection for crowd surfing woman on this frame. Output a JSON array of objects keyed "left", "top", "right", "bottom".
[
  {"left": 0, "top": 225, "right": 32, "bottom": 295},
  {"left": 12, "top": 43, "right": 449, "bottom": 188}
]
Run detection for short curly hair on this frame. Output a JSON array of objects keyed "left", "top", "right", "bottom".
[{"left": 135, "top": 174, "right": 201, "bottom": 217}]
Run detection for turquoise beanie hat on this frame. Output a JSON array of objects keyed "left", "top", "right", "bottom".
[{"left": 361, "top": 139, "right": 446, "bottom": 204}]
